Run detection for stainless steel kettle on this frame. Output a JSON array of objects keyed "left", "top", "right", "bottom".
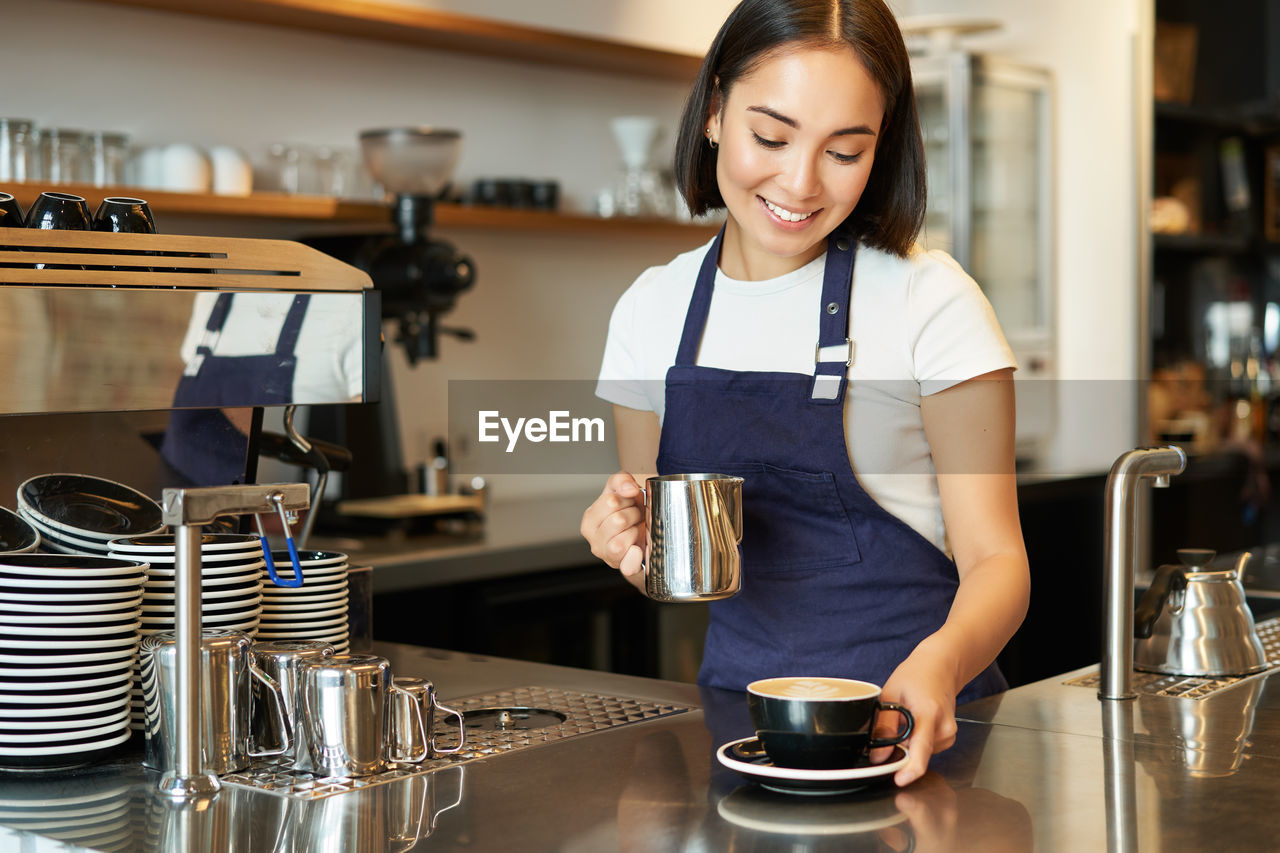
[{"left": 1134, "top": 548, "right": 1268, "bottom": 677}]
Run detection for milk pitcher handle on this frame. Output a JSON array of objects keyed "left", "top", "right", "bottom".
[
  {"left": 390, "top": 681, "right": 430, "bottom": 764},
  {"left": 247, "top": 664, "right": 292, "bottom": 758},
  {"left": 713, "top": 477, "right": 743, "bottom": 543},
  {"left": 430, "top": 696, "right": 467, "bottom": 756}
]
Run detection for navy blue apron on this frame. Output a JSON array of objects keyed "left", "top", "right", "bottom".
[
  {"left": 656, "top": 229, "right": 1005, "bottom": 703},
  {"left": 160, "top": 293, "right": 311, "bottom": 486}
]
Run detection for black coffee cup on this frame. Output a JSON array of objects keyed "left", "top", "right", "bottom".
[
  {"left": 747, "top": 676, "right": 914, "bottom": 770},
  {"left": 0, "top": 192, "right": 23, "bottom": 227},
  {"left": 24, "top": 191, "right": 91, "bottom": 230},
  {"left": 92, "top": 196, "right": 156, "bottom": 234}
]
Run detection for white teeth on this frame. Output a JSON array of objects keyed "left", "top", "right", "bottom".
[{"left": 764, "top": 199, "right": 813, "bottom": 222}]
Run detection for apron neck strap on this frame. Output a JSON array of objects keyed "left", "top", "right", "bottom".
[
  {"left": 810, "top": 232, "right": 857, "bottom": 404},
  {"left": 275, "top": 294, "right": 312, "bottom": 357},
  {"left": 674, "top": 228, "right": 857, "bottom": 404}
]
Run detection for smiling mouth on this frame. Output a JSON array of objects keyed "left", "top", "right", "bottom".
[{"left": 761, "top": 197, "right": 817, "bottom": 223}]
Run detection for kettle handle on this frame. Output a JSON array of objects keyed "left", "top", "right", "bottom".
[{"left": 1134, "top": 564, "right": 1187, "bottom": 639}]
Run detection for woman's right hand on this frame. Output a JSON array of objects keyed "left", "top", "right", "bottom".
[{"left": 581, "top": 471, "right": 647, "bottom": 579}]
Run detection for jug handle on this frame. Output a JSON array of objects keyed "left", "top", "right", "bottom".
[
  {"left": 1134, "top": 564, "right": 1187, "bottom": 639},
  {"left": 428, "top": 694, "right": 467, "bottom": 756},
  {"left": 639, "top": 479, "right": 651, "bottom": 576},
  {"left": 1233, "top": 551, "right": 1252, "bottom": 584},
  {"left": 710, "top": 477, "right": 743, "bottom": 544},
  {"left": 247, "top": 664, "right": 292, "bottom": 758}
]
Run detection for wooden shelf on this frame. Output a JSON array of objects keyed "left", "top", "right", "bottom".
[
  {"left": 6, "top": 182, "right": 718, "bottom": 238},
  {"left": 83, "top": 0, "right": 704, "bottom": 82}
]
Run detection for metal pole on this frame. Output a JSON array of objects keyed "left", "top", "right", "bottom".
[
  {"left": 157, "top": 522, "right": 219, "bottom": 799},
  {"left": 1099, "top": 446, "right": 1186, "bottom": 700}
]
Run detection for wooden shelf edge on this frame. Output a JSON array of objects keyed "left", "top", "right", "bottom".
[
  {"left": 5, "top": 182, "right": 718, "bottom": 237},
  {"left": 6, "top": 182, "right": 389, "bottom": 222},
  {"left": 83, "top": 0, "right": 703, "bottom": 82}
]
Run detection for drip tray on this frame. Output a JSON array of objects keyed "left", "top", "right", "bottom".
[
  {"left": 1065, "top": 616, "right": 1280, "bottom": 700},
  {"left": 222, "top": 686, "right": 690, "bottom": 800},
  {"left": 456, "top": 707, "right": 568, "bottom": 732}
]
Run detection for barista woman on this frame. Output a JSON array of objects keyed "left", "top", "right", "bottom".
[{"left": 580, "top": 0, "right": 1029, "bottom": 786}]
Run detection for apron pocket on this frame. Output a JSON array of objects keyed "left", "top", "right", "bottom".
[{"left": 662, "top": 456, "right": 861, "bottom": 573}]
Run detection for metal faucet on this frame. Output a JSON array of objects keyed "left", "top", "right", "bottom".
[
  {"left": 1099, "top": 446, "right": 1187, "bottom": 700},
  {"left": 156, "top": 483, "right": 310, "bottom": 800}
]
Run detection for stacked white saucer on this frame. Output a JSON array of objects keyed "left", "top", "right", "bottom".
[
  {"left": 17, "top": 474, "right": 164, "bottom": 558},
  {"left": 108, "top": 533, "right": 264, "bottom": 730},
  {"left": 0, "top": 555, "right": 146, "bottom": 770},
  {"left": 259, "top": 550, "right": 350, "bottom": 653}
]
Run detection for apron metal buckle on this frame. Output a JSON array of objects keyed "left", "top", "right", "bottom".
[{"left": 815, "top": 338, "right": 855, "bottom": 367}]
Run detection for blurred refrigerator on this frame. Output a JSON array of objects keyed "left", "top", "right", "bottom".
[{"left": 912, "top": 50, "right": 1055, "bottom": 458}]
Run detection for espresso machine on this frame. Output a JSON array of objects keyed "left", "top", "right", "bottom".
[{"left": 303, "top": 128, "right": 476, "bottom": 507}]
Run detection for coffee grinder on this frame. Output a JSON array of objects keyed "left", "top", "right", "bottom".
[{"left": 304, "top": 128, "right": 475, "bottom": 503}]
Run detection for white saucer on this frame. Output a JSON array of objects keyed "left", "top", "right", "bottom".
[
  {"left": 0, "top": 619, "right": 140, "bottom": 637},
  {"left": 0, "top": 698, "right": 130, "bottom": 724},
  {"left": 0, "top": 726, "right": 131, "bottom": 759},
  {"left": 0, "top": 708, "right": 130, "bottom": 743},
  {"left": 716, "top": 737, "right": 908, "bottom": 797},
  {"left": 0, "top": 573, "right": 144, "bottom": 590},
  {"left": 0, "top": 682, "right": 131, "bottom": 705},
  {"left": 0, "top": 647, "right": 137, "bottom": 665},
  {"left": 0, "top": 604, "right": 141, "bottom": 622},
  {"left": 111, "top": 548, "right": 261, "bottom": 560},
  {"left": 107, "top": 533, "right": 259, "bottom": 553},
  {"left": 142, "top": 581, "right": 264, "bottom": 602},
  {"left": 0, "top": 587, "right": 143, "bottom": 604}
]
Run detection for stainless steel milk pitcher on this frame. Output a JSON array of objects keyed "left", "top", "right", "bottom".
[
  {"left": 644, "top": 473, "right": 744, "bottom": 602},
  {"left": 142, "top": 629, "right": 292, "bottom": 775}
]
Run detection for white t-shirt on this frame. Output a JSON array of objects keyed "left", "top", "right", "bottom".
[
  {"left": 179, "top": 292, "right": 365, "bottom": 404},
  {"left": 595, "top": 237, "right": 1016, "bottom": 551}
]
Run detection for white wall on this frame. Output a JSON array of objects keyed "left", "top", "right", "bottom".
[
  {"left": 901, "top": 0, "right": 1145, "bottom": 472},
  {"left": 6, "top": 0, "right": 1144, "bottom": 491}
]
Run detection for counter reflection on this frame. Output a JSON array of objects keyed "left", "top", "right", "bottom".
[{"left": 133, "top": 764, "right": 463, "bottom": 851}]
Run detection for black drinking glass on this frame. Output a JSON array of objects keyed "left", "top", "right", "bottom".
[
  {"left": 24, "top": 191, "right": 91, "bottom": 230},
  {"left": 0, "top": 192, "right": 23, "bottom": 228},
  {"left": 92, "top": 196, "right": 156, "bottom": 234}
]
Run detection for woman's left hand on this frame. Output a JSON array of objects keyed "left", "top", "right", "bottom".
[{"left": 875, "top": 644, "right": 959, "bottom": 787}]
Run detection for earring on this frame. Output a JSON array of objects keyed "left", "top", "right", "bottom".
[{"left": 705, "top": 127, "right": 718, "bottom": 149}]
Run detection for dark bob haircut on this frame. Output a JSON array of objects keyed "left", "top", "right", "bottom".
[{"left": 674, "top": 0, "right": 926, "bottom": 258}]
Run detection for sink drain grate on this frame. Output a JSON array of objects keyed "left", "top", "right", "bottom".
[
  {"left": 1064, "top": 616, "right": 1280, "bottom": 700},
  {"left": 222, "top": 686, "right": 691, "bottom": 800}
]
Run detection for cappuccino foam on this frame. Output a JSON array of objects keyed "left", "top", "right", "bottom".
[{"left": 749, "top": 676, "right": 879, "bottom": 701}]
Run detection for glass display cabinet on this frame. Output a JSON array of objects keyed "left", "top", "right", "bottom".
[{"left": 912, "top": 51, "right": 1055, "bottom": 455}]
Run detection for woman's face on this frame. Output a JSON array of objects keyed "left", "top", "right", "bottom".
[{"left": 708, "top": 45, "right": 886, "bottom": 280}]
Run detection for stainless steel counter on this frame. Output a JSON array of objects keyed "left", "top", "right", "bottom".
[{"left": 6, "top": 643, "right": 1280, "bottom": 851}]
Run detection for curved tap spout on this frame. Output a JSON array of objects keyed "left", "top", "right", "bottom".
[{"left": 1099, "top": 445, "right": 1187, "bottom": 700}]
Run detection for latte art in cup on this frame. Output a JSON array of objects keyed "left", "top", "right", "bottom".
[
  {"left": 746, "top": 676, "right": 913, "bottom": 769},
  {"left": 749, "top": 676, "right": 880, "bottom": 700}
]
